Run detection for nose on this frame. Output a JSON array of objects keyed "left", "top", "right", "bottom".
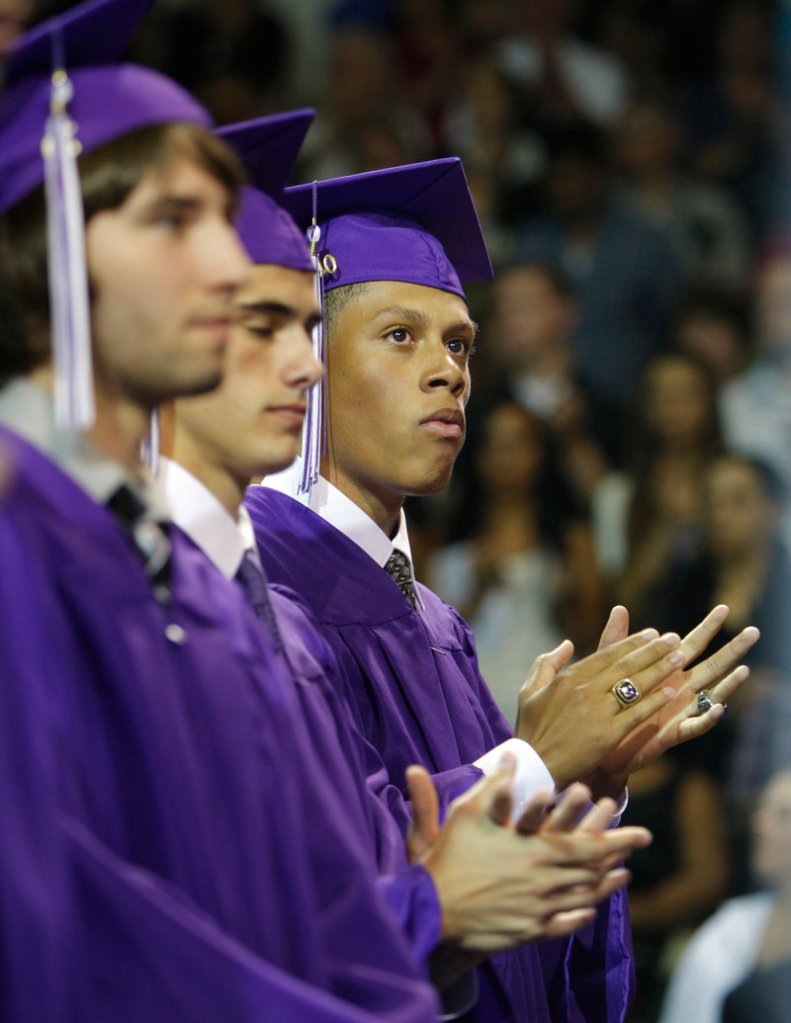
[
  {"left": 421, "top": 340, "right": 468, "bottom": 400},
  {"left": 205, "top": 219, "right": 252, "bottom": 294},
  {"left": 283, "top": 326, "right": 324, "bottom": 392}
]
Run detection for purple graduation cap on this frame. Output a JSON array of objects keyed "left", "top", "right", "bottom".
[
  {"left": 0, "top": 0, "right": 211, "bottom": 431},
  {"left": 280, "top": 158, "right": 493, "bottom": 492},
  {"left": 282, "top": 158, "right": 494, "bottom": 300},
  {"left": 216, "top": 111, "right": 314, "bottom": 272}
]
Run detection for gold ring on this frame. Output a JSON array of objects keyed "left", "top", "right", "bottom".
[{"left": 612, "top": 677, "right": 641, "bottom": 708}]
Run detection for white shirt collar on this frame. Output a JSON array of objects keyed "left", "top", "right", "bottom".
[
  {"left": 262, "top": 458, "right": 422, "bottom": 606},
  {"left": 159, "top": 457, "right": 252, "bottom": 579},
  {"left": 0, "top": 377, "right": 168, "bottom": 516}
]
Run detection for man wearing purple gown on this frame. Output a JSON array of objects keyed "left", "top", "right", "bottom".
[
  {"left": 161, "top": 109, "right": 658, "bottom": 1017},
  {"left": 0, "top": 3, "right": 456, "bottom": 1019},
  {"left": 244, "top": 162, "right": 759, "bottom": 1021}
]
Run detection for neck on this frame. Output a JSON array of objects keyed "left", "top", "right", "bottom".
[
  {"left": 171, "top": 431, "right": 246, "bottom": 518},
  {"left": 322, "top": 460, "right": 403, "bottom": 536},
  {"left": 30, "top": 366, "right": 149, "bottom": 480}
]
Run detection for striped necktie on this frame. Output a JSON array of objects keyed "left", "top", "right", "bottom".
[{"left": 384, "top": 548, "right": 418, "bottom": 609}]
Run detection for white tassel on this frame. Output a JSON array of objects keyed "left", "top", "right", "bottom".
[
  {"left": 140, "top": 408, "right": 161, "bottom": 475},
  {"left": 297, "top": 197, "right": 327, "bottom": 496},
  {"left": 42, "top": 67, "right": 94, "bottom": 431}
]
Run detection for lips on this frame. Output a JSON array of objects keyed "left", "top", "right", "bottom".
[
  {"left": 268, "top": 404, "right": 307, "bottom": 428},
  {"left": 419, "top": 407, "right": 465, "bottom": 439},
  {"left": 420, "top": 408, "right": 465, "bottom": 428}
]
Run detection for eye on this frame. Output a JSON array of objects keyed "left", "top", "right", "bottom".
[
  {"left": 446, "top": 337, "right": 475, "bottom": 357},
  {"left": 386, "top": 327, "right": 412, "bottom": 344}
]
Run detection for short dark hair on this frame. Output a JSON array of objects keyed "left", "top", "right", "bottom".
[
  {"left": 0, "top": 121, "right": 244, "bottom": 378},
  {"left": 323, "top": 282, "right": 370, "bottom": 336}
]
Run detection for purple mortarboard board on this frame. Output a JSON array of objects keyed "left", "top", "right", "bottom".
[
  {"left": 282, "top": 158, "right": 494, "bottom": 301},
  {"left": 217, "top": 111, "right": 314, "bottom": 272},
  {"left": 0, "top": 0, "right": 210, "bottom": 216},
  {"left": 0, "top": 0, "right": 212, "bottom": 433}
]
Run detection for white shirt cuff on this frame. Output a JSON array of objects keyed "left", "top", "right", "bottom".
[{"left": 473, "top": 738, "right": 555, "bottom": 819}]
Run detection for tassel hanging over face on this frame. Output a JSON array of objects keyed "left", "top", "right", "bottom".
[{"left": 42, "top": 56, "right": 95, "bottom": 431}]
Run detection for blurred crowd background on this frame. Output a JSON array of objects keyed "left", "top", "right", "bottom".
[{"left": 3, "top": 0, "right": 791, "bottom": 1018}]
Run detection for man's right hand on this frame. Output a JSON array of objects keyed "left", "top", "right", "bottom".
[{"left": 414, "top": 758, "right": 651, "bottom": 953}]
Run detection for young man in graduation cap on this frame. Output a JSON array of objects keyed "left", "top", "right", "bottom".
[
  {"left": 0, "top": 4, "right": 489, "bottom": 1021},
  {"left": 163, "top": 109, "right": 659, "bottom": 1013},
  {"left": 245, "top": 160, "right": 759, "bottom": 1021}
]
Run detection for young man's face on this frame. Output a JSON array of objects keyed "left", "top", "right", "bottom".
[
  {"left": 85, "top": 153, "right": 250, "bottom": 409},
  {"left": 324, "top": 280, "right": 475, "bottom": 515},
  {"left": 174, "top": 263, "right": 322, "bottom": 489}
]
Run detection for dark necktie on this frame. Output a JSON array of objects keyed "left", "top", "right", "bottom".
[
  {"left": 234, "top": 548, "right": 283, "bottom": 651},
  {"left": 384, "top": 548, "right": 418, "bottom": 609},
  {"left": 107, "top": 484, "right": 171, "bottom": 601}
]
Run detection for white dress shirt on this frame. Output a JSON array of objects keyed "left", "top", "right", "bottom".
[{"left": 158, "top": 457, "right": 258, "bottom": 579}]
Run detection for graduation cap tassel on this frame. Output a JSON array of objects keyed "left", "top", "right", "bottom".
[
  {"left": 43, "top": 63, "right": 94, "bottom": 431},
  {"left": 140, "top": 408, "right": 160, "bottom": 475},
  {"left": 298, "top": 182, "right": 326, "bottom": 496}
]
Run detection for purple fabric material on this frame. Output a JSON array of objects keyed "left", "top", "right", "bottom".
[
  {"left": 5, "top": 0, "right": 154, "bottom": 82},
  {"left": 0, "top": 428, "right": 440, "bottom": 1022},
  {"left": 247, "top": 484, "right": 637, "bottom": 1023},
  {"left": 282, "top": 159, "right": 493, "bottom": 297},
  {"left": 218, "top": 112, "right": 315, "bottom": 271},
  {"left": 0, "top": 65, "right": 210, "bottom": 215},
  {"left": 234, "top": 186, "right": 313, "bottom": 271}
]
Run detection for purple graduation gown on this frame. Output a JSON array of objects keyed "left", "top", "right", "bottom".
[
  {"left": 0, "top": 427, "right": 440, "bottom": 1023},
  {"left": 247, "top": 485, "right": 636, "bottom": 1023}
]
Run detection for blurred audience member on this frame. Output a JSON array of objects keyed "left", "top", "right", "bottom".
[
  {"left": 597, "top": 353, "right": 721, "bottom": 592},
  {"left": 615, "top": 91, "right": 750, "bottom": 289},
  {"left": 623, "top": 753, "right": 730, "bottom": 1023},
  {"left": 721, "top": 248, "right": 791, "bottom": 550},
  {"left": 672, "top": 284, "right": 753, "bottom": 386},
  {"left": 429, "top": 400, "right": 602, "bottom": 722},
  {"left": 299, "top": 22, "right": 427, "bottom": 180},
  {"left": 514, "top": 125, "right": 683, "bottom": 428},
  {"left": 481, "top": 259, "right": 612, "bottom": 493},
  {"left": 495, "top": 0, "right": 630, "bottom": 130},
  {"left": 660, "top": 768, "right": 791, "bottom": 1023},
  {"left": 443, "top": 57, "right": 545, "bottom": 262},
  {"left": 134, "top": 0, "right": 293, "bottom": 123},
  {"left": 681, "top": 0, "right": 775, "bottom": 239}
]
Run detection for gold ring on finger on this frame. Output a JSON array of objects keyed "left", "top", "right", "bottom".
[{"left": 612, "top": 677, "right": 641, "bottom": 709}]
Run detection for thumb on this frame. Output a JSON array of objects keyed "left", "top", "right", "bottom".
[
  {"left": 597, "top": 606, "right": 630, "bottom": 651},
  {"left": 406, "top": 765, "right": 440, "bottom": 861}
]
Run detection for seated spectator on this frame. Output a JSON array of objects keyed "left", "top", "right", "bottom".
[
  {"left": 660, "top": 767, "right": 791, "bottom": 1023},
  {"left": 429, "top": 400, "right": 603, "bottom": 721}
]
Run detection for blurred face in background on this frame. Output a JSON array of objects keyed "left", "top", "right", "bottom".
[
  {"left": 477, "top": 402, "right": 544, "bottom": 497},
  {"left": 490, "top": 266, "right": 575, "bottom": 372},
  {"left": 642, "top": 355, "right": 715, "bottom": 450},
  {"left": 752, "top": 770, "right": 791, "bottom": 889},
  {"left": 755, "top": 255, "right": 791, "bottom": 360},
  {"left": 704, "top": 456, "right": 781, "bottom": 562}
]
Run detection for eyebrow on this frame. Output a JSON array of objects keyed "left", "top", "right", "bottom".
[
  {"left": 145, "top": 193, "right": 236, "bottom": 223},
  {"left": 374, "top": 305, "right": 479, "bottom": 338},
  {"left": 237, "top": 300, "right": 322, "bottom": 329}
]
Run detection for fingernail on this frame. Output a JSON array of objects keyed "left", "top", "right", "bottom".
[
  {"left": 662, "top": 687, "right": 676, "bottom": 699},
  {"left": 661, "top": 632, "right": 680, "bottom": 647},
  {"left": 640, "top": 628, "right": 659, "bottom": 639},
  {"left": 668, "top": 651, "right": 686, "bottom": 666}
]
